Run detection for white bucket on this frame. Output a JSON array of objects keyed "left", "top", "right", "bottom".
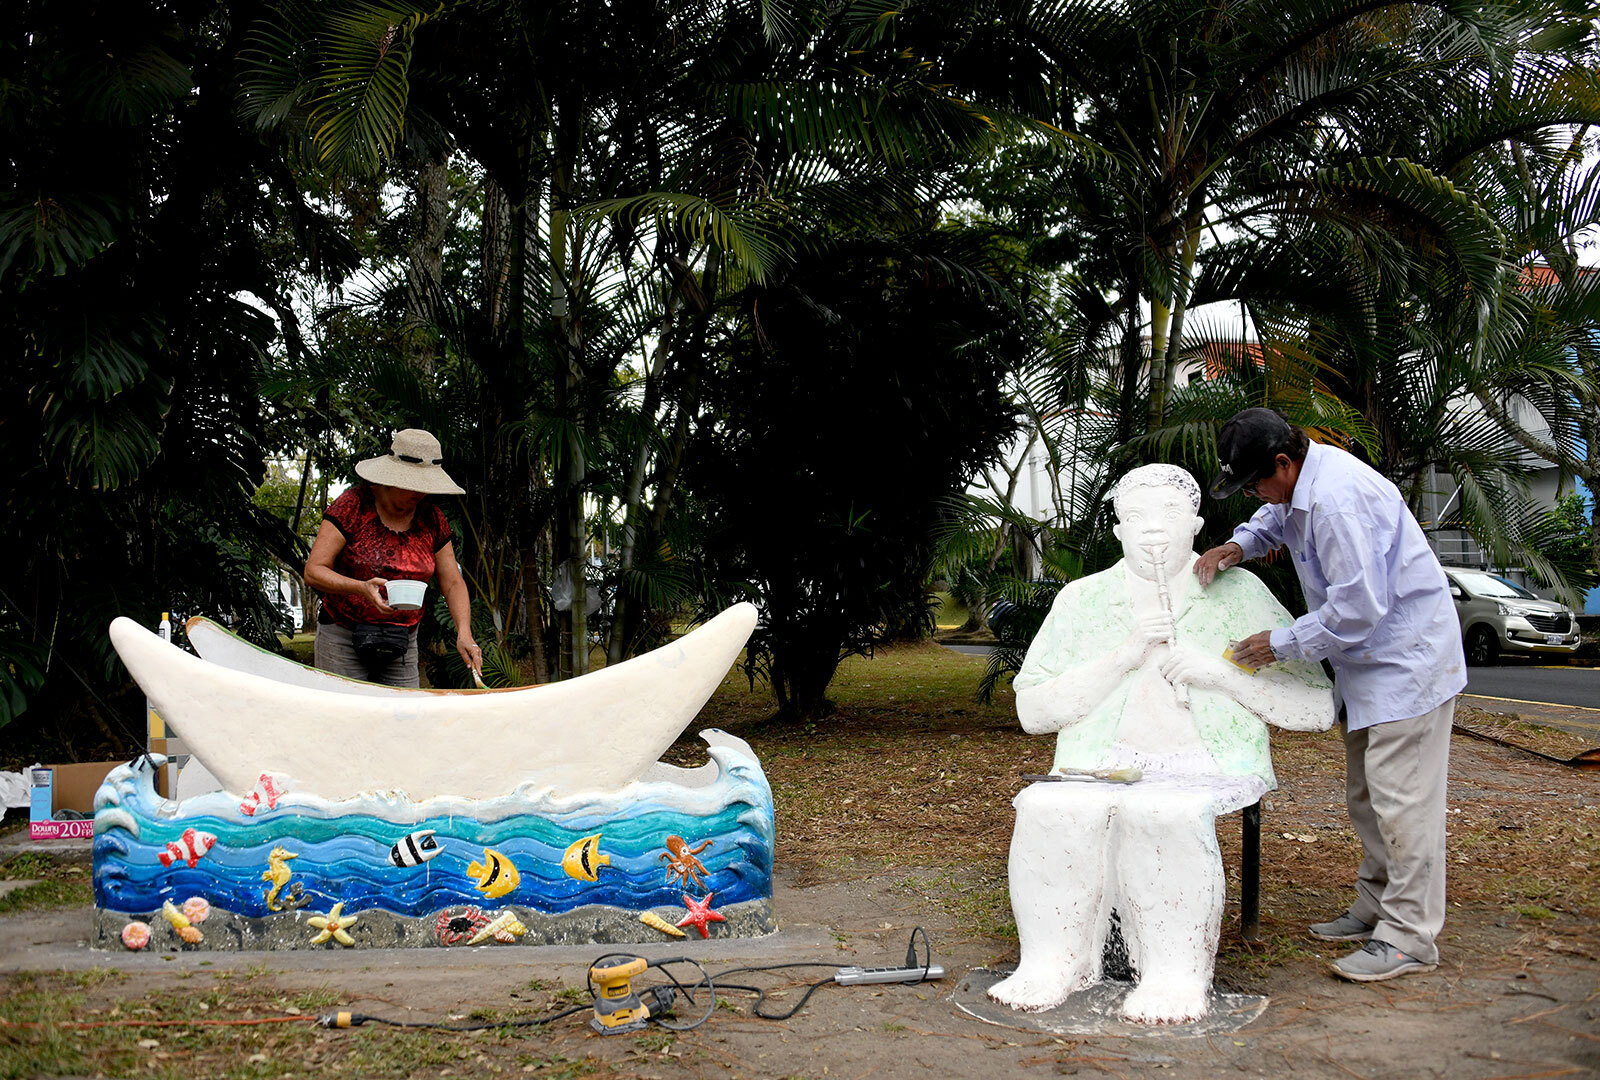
[{"left": 386, "top": 579, "right": 428, "bottom": 611}]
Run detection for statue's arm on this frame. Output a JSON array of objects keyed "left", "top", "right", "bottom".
[
  {"left": 1163, "top": 573, "right": 1336, "bottom": 731},
  {"left": 1229, "top": 573, "right": 1336, "bottom": 731},
  {"left": 1251, "top": 666, "right": 1337, "bottom": 731},
  {"left": 1015, "top": 648, "right": 1142, "bottom": 734},
  {"left": 1013, "top": 583, "right": 1147, "bottom": 735},
  {"left": 1215, "top": 663, "right": 1336, "bottom": 732}
]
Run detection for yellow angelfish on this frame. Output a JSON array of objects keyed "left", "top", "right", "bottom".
[
  {"left": 562, "top": 834, "right": 610, "bottom": 882},
  {"left": 467, "top": 847, "right": 520, "bottom": 899}
]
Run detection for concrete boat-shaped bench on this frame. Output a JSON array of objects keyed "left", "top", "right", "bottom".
[
  {"left": 109, "top": 603, "right": 758, "bottom": 802},
  {"left": 95, "top": 605, "right": 776, "bottom": 951}
]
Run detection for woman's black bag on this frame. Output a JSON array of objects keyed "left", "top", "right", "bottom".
[{"left": 351, "top": 622, "right": 410, "bottom": 663}]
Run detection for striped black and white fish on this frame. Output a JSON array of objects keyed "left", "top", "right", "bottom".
[{"left": 389, "top": 829, "right": 442, "bottom": 868}]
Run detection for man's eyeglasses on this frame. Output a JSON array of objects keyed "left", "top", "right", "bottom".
[{"left": 1242, "top": 462, "right": 1279, "bottom": 497}]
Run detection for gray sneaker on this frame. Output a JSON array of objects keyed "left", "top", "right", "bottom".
[
  {"left": 1330, "top": 940, "right": 1437, "bottom": 982},
  {"left": 1308, "top": 912, "right": 1375, "bottom": 942}
]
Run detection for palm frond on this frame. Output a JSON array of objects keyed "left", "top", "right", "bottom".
[
  {"left": 305, "top": 2, "right": 440, "bottom": 175},
  {"left": 577, "top": 191, "right": 786, "bottom": 283}
]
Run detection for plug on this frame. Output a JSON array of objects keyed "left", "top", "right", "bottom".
[
  {"left": 643, "top": 985, "right": 677, "bottom": 1017},
  {"left": 316, "top": 1011, "right": 363, "bottom": 1028}
]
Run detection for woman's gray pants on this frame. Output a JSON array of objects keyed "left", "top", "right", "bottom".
[{"left": 312, "top": 622, "right": 420, "bottom": 688}]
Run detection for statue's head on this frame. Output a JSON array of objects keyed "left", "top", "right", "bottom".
[{"left": 1110, "top": 465, "right": 1205, "bottom": 581}]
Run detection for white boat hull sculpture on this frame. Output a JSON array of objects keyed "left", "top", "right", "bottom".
[{"left": 109, "top": 603, "right": 759, "bottom": 803}]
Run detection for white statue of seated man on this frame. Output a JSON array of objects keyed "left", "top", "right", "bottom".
[{"left": 989, "top": 464, "right": 1335, "bottom": 1024}]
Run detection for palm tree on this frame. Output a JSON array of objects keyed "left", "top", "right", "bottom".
[
  {"left": 237, "top": 0, "right": 1012, "bottom": 680},
  {"left": 1, "top": 0, "right": 356, "bottom": 734},
  {"left": 955, "top": 0, "right": 1599, "bottom": 431}
]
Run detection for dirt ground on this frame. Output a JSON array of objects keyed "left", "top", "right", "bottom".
[
  {"left": 2, "top": 644, "right": 1597, "bottom": 1079},
  {"left": 1, "top": 850, "right": 1596, "bottom": 1079}
]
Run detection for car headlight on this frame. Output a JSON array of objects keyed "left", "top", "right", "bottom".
[{"left": 1496, "top": 603, "right": 1537, "bottom": 618}]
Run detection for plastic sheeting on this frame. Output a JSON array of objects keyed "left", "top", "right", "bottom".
[{"left": 0, "top": 767, "right": 33, "bottom": 811}]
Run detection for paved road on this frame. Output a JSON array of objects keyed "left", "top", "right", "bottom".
[
  {"left": 944, "top": 644, "right": 1596, "bottom": 707},
  {"left": 1464, "top": 662, "right": 1599, "bottom": 710},
  {"left": 941, "top": 643, "right": 1600, "bottom": 739}
]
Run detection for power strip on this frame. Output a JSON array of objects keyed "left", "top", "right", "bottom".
[{"left": 834, "top": 964, "right": 946, "bottom": 985}]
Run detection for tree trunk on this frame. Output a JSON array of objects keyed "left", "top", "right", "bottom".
[
  {"left": 1150, "top": 218, "right": 1200, "bottom": 430},
  {"left": 522, "top": 543, "right": 550, "bottom": 685},
  {"left": 549, "top": 133, "right": 588, "bottom": 677},
  {"left": 1117, "top": 283, "right": 1143, "bottom": 444},
  {"left": 607, "top": 306, "right": 677, "bottom": 665},
  {"left": 403, "top": 160, "right": 453, "bottom": 375}
]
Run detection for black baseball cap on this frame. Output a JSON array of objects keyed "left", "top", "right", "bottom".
[{"left": 1209, "top": 408, "right": 1296, "bottom": 499}]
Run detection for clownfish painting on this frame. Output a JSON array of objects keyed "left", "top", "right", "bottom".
[
  {"left": 238, "top": 773, "right": 287, "bottom": 817},
  {"left": 157, "top": 828, "right": 217, "bottom": 869}
]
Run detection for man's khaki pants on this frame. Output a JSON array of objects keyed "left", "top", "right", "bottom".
[{"left": 1343, "top": 698, "right": 1454, "bottom": 963}]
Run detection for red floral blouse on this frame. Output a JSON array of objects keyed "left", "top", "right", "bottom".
[{"left": 317, "top": 485, "right": 454, "bottom": 629}]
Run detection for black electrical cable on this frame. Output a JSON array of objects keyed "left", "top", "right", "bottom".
[
  {"left": 690, "top": 962, "right": 845, "bottom": 1021},
  {"left": 684, "top": 927, "right": 937, "bottom": 1022},
  {"left": 318, "top": 927, "right": 938, "bottom": 1034},
  {"left": 738, "top": 974, "right": 838, "bottom": 1021},
  {"left": 643, "top": 957, "right": 715, "bottom": 1032},
  {"left": 906, "top": 925, "right": 933, "bottom": 979}
]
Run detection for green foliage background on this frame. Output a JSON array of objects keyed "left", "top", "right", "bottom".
[{"left": 4, "top": 0, "right": 1600, "bottom": 755}]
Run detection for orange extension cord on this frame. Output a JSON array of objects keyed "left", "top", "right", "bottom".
[{"left": 0, "top": 1016, "right": 311, "bottom": 1030}]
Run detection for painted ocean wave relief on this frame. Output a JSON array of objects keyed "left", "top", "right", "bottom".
[{"left": 92, "top": 730, "right": 776, "bottom": 950}]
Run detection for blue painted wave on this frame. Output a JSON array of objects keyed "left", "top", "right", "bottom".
[{"left": 94, "top": 733, "right": 774, "bottom": 920}]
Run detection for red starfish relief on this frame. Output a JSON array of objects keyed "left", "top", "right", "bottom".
[{"left": 675, "top": 892, "right": 726, "bottom": 939}]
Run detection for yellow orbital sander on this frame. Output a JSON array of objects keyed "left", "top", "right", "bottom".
[{"left": 588, "top": 956, "right": 677, "bottom": 1034}]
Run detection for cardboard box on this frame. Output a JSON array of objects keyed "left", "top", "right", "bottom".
[
  {"left": 29, "top": 760, "right": 168, "bottom": 841},
  {"left": 147, "top": 738, "right": 189, "bottom": 798}
]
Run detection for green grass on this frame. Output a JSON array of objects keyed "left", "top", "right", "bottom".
[
  {"left": 891, "top": 867, "right": 1015, "bottom": 939},
  {"left": 278, "top": 632, "right": 316, "bottom": 666},
  {"left": 0, "top": 971, "right": 622, "bottom": 1080},
  {"left": 1216, "top": 932, "right": 1320, "bottom": 979},
  {"left": 288, "top": 986, "right": 343, "bottom": 1011},
  {"left": 1, "top": 851, "right": 77, "bottom": 879},
  {"left": 511, "top": 1053, "right": 601, "bottom": 1079},
  {"left": 632, "top": 1030, "right": 676, "bottom": 1052},
  {"left": 0, "top": 851, "right": 95, "bottom": 913},
  {"left": 931, "top": 590, "right": 972, "bottom": 629},
  {"left": 0, "top": 879, "right": 95, "bottom": 915}
]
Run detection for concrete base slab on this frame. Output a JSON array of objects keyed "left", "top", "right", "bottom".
[
  {"left": 0, "top": 835, "right": 93, "bottom": 858},
  {"left": 0, "top": 878, "right": 834, "bottom": 975},
  {"left": 91, "top": 898, "right": 776, "bottom": 952},
  {"left": 951, "top": 968, "right": 1268, "bottom": 1038}
]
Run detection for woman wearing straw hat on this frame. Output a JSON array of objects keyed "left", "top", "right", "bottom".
[{"left": 303, "top": 429, "right": 483, "bottom": 688}]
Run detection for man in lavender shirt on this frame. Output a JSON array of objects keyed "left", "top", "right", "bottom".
[{"left": 1193, "top": 408, "right": 1467, "bottom": 982}]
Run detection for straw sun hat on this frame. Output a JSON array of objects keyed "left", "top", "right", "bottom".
[{"left": 354, "top": 429, "right": 466, "bottom": 496}]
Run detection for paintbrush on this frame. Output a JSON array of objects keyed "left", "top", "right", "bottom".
[{"left": 1021, "top": 766, "right": 1144, "bottom": 784}]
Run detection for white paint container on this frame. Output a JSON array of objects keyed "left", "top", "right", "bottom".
[{"left": 386, "top": 579, "right": 427, "bottom": 610}]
